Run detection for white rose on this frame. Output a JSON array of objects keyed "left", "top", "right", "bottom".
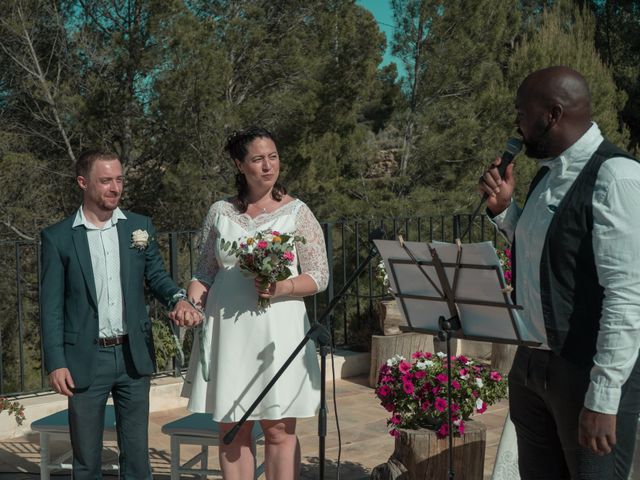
[
  {"left": 436, "top": 351, "right": 446, "bottom": 358},
  {"left": 476, "top": 398, "right": 484, "bottom": 410},
  {"left": 415, "top": 361, "right": 427, "bottom": 370},
  {"left": 131, "top": 229, "right": 149, "bottom": 249},
  {"left": 475, "top": 377, "right": 484, "bottom": 388}
]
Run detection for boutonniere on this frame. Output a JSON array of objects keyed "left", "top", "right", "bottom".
[{"left": 131, "top": 229, "right": 150, "bottom": 251}]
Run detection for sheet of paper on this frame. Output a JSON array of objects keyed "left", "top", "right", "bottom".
[{"left": 374, "top": 239, "right": 541, "bottom": 345}]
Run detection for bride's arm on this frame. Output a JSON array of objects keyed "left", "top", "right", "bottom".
[
  {"left": 268, "top": 202, "right": 328, "bottom": 299},
  {"left": 189, "top": 203, "right": 221, "bottom": 307}
]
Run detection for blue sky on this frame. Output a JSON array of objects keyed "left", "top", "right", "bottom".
[{"left": 356, "top": 0, "right": 399, "bottom": 71}]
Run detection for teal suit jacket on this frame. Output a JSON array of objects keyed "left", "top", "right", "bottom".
[{"left": 40, "top": 210, "right": 180, "bottom": 389}]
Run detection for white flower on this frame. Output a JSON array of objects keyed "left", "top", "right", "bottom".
[
  {"left": 436, "top": 351, "right": 446, "bottom": 358},
  {"left": 131, "top": 229, "right": 149, "bottom": 250},
  {"left": 476, "top": 398, "right": 484, "bottom": 410},
  {"left": 416, "top": 361, "right": 427, "bottom": 370},
  {"left": 386, "top": 354, "right": 405, "bottom": 366},
  {"left": 460, "top": 373, "right": 469, "bottom": 380},
  {"left": 262, "top": 233, "right": 274, "bottom": 243},
  {"left": 475, "top": 377, "right": 484, "bottom": 388}
]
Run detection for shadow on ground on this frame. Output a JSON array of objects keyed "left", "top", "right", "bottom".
[{"left": 301, "top": 456, "right": 371, "bottom": 480}]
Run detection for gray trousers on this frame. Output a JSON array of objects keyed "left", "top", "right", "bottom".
[
  {"left": 509, "top": 346, "right": 640, "bottom": 480},
  {"left": 68, "top": 344, "right": 152, "bottom": 480}
]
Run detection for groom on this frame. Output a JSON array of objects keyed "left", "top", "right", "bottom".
[{"left": 40, "top": 150, "right": 201, "bottom": 479}]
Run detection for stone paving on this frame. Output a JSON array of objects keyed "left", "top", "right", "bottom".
[{"left": 0, "top": 375, "right": 509, "bottom": 479}]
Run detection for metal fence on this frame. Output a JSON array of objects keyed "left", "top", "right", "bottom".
[{"left": 0, "top": 214, "right": 504, "bottom": 396}]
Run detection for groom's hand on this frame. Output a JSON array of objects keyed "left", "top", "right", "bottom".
[
  {"left": 578, "top": 407, "right": 616, "bottom": 455},
  {"left": 49, "top": 368, "right": 75, "bottom": 397}
]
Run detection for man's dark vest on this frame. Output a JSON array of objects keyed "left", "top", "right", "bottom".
[{"left": 514, "top": 140, "right": 637, "bottom": 366}]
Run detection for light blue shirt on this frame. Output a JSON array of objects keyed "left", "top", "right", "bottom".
[
  {"left": 493, "top": 123, "right": 640, "bottom": 414},
  {"left": 73, "top": 207, "right": 128, "bottom": 338}
]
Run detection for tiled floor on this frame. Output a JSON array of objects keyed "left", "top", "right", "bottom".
[{"left": 0, "top": 375, "right": 509, "bottom": 479}]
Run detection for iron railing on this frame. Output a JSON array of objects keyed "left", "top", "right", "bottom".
[{"left": 0, "top": 214, "right": 504, "bottom": 396}]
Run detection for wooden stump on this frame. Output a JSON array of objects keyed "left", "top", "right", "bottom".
[
  {"left": 369, "top": 333, "right": 433, "bottom": 387},
  {"left": 491, "top": 343, "right": 518, "bottom": 376},
  {"left": 371, "top": 420, "right": 486, "bottom": 480}
]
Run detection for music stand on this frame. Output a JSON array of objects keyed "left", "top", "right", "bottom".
[{"left": 374, "top": 238, "right": 541, "bottom": 480}]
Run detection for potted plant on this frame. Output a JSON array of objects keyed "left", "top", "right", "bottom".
[
  {"left": 371, "top": 351, "right": 508, "bottom": 479},
  {"left": 0, "top": 397, "right": 25, "bottom": 426}
]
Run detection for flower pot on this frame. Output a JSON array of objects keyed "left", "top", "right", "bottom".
[{"left": 371, "top": 419, "right": 486, "bottom": 480}]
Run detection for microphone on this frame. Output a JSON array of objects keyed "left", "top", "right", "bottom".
[{"left": 494, "top": 138, "right": 523, "bottom": 179}]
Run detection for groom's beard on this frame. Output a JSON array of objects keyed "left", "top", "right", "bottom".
[{"left": 521, "top": 122, "right": 553, "bottom": 160}]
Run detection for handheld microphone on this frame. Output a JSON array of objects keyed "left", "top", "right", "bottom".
[{"left": 495, "top": 138, "right": 523, "bottom": 179}]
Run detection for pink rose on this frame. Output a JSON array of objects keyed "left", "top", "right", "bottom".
[
  {"left": 504, "top": 270, "right": 512, "bottom": 282},
  {"left": 437, "top": 423, "right": 449, "bottom": 439},
  {"left": 257, "top": 240, "right": 268, "bottom": 249},
  {"left": 377, "top": 385, "right": 391, "bottom": 397},
  {"left": 458, "top": 420, "right": 465, "bottom": 436},
  {"left": 411, "top": 351, "right": 424, "bottom": 359},
  {"left": 390, "top": 414, "right": 402, "bottom": 425},
  {"left": 451, "top": 380, "right": 461, "bottom": 390},
  {"left": 398, "top": 360, "right": 412, "bottom": 374},
  {"left": 436, "top": 373, "right": 448, "bottom": 384},
  {"left": 423, "top": 352, "right": 433, "bottom": 359},
  {"left": 403, "top": 381, "right": 415, "bottom": 395},
  {"left": 490, "top": 371, "right": 503, "bottom": 382},
  {"left": 390, "top": 428, "right": 400, "bottom": 438},
  {"left": 283, "top": 250, "right": 295, "bottom": 261},
  {"left": 420, "top": 400, "right": 431, "bottom": 411},
  {"left": 271, "top": 230, "right": 281, "bottom": 236},
  {"left": 435, "top": 397, "right": 447, "bottom": 412},
  {"left": 504, "top": 248, "right": 511, "bottom": 259},
  {"left": 414, "top": 370, "right": 426, "bottom": 379},
  {"left": 457, "top": 355, "right": 468, "bottom": 364}
]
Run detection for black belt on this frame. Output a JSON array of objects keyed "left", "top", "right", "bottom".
[{"left": 98, "top": 334, "right": 128, "bottom": 347}]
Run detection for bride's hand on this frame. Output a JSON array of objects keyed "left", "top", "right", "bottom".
[{"left": 255, "top": 276, "right": 276, "bottom": 298}]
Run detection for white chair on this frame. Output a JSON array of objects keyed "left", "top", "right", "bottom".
[
  {"left": 161, "top": 413, "right": 265, "bottom": 479},
  {"left": 30, "top": 406, "right": 118, "bottom": 480}
]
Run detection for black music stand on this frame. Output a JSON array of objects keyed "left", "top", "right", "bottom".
[{"left": 374, "top": 238, "right": 541, "bottom": 480}]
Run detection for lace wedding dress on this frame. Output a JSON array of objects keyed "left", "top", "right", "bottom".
[{"left": 181, "top": 198, "right": 328, "bottom": 422}]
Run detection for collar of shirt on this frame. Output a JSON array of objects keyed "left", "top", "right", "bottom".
[
  {"left": 72, "top": 206, "right": 127, "bottom": 230},
  {"left": 541, "top": 122, "right": 603, "bottom": 178}
]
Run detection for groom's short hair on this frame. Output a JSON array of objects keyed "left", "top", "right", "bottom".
[{"left": 76, "top": 150, "right": 120, "bottom": 178}]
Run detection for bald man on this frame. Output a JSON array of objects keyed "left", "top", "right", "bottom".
[{"left": 480, "top": 66, "right": 640, "bottom": 479}]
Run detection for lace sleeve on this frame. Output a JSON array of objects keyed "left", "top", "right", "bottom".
[
  {"left": 192, "top": 202, "right": 221, "bottom": 286},
  {"left": 294, "top": 202, "right": 329, "bottom": 292}
]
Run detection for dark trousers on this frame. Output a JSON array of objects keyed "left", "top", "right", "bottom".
[
  {"left": 509, "top": 346, "right": 640, "bottom": 480},
  {"left": 68, "top": 344, "right": 152, "bottom": 480}
]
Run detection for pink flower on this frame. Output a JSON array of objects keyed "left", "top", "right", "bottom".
[
  {"left": 398, "top": 361, "right": 412, "bottom": 374},
  {"left": 420, "top": 400, "right": 431, "bottom": 411},
  {"left": 432, "top": 385, "right": 441, "bottom": 395},
  {"left": 490, "top": 371, "right": 503, "bottom": 382},
  {"left": 383, "top": 403, "right": 395, "bottom": 412},
  {"left": 435, "top": 397, "right": 447, "bottom": 412},
  {"left": 271, "top": 230, "right": 281, "bottom": 236},
  {"left": 390, "top": 428, "right": 400, "bottom": 438},
  {"left": 451, "top": 403, "right": 460, "bottom": 413},
  {"left": 451, "top": 380, "right": 461, "bottom": 390},
  {"left": 458, "top": 420, "right": 465, "bottom": 436},
  {"left": 472, "top": 390, "right": 479, "bottom": 398},
  {"left": 411, "top": 351, "right": 424, "bottom": 359},
  {"left": 381, "top": 375, "right": 394, "bottom": 383},
  {"left": 459, "top": 368, "right": 468, "bottom": 377},
  {"left": 377, "top": 385, "right": 391, "bottom": 397},
  {"left": 504, "top": 248, "right": 511, "bottom": 259},
  {"left": 414, "top": 370, "right": 426, "bottom": 379},
  {"left": 436, "top": 373, "right": 448, "bottom": 384},
  {"left": 423, "top": 352, "right": 433, "bottom": 359},
  {"left": 283, "top": 251, "right": 295, "bottom": 261},
  {"left": 379, "top": 365, "right": 391, "bottom": 375},
  {"left": 257, "top": 240, "right": 268, "bottom": 249},
  {"left": 504, "top": 270, "right": 512, "bottom": 282},
  {"left": 457, "top": 355, "right": 469, "bottom": 364},
  {"left": 476, "top": 400, "right": 487, "bottom": 414},
  {"left": 403, "top": 381, "right": 415, "bottom": 395},
  {"left": 437, "top": 423, "right": 449, "bottom": 439},
  {"left": 390, "top": 414, "right": 402, "bottom": 425}
]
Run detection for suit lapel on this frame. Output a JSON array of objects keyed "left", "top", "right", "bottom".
[
  {"left": 117, "top": 218, "right": 131, "bottom": 294},
  {"left": 72, "top": 226, "right": 98, "bottom": 308}
]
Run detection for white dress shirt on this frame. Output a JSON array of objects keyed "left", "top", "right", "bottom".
[
  {"left": 73, "top": 207, "right": 128, "bottom": 338},
  {"left": 493, "top": 123, "right": 640, "bottom": 414}
]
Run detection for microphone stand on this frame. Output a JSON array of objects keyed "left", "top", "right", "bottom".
[{"left": 223, "top": 229, "right": 385, "bottom": 480}]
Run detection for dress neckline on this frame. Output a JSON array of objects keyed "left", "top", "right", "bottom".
[{"left": 224, "top": 198, "right": 300, "bottom": 220}]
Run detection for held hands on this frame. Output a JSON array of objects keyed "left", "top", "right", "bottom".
[
  {"left": 168, "top": 299, "right": 204, "bottom": 328},
  {"left": 578, "top": 407, "right": 617, "bottom": 456},
  {"left": 478, "top": 156, "right": 516, "bottom": 216},
  {"left": 49, "top": 368, "right": 75, "bottom": 397}
]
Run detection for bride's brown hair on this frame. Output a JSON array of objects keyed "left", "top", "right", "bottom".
[{"left": 225, "top": 126, "right": 287, "bottom": 213}]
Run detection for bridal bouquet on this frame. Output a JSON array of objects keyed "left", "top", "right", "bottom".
[
  {"left": 496, "top": 247, "right": 513, "bottom": 287},
  {"left": 221, "top": 230, "right": 306, "bottom": 308},
  {"left": 375, "top": 351, "right": 507, "bottom": 439}
]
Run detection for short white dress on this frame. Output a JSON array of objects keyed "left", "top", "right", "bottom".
[{"left": 181, "top": 198, "right": 328, "bottom": 423}]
